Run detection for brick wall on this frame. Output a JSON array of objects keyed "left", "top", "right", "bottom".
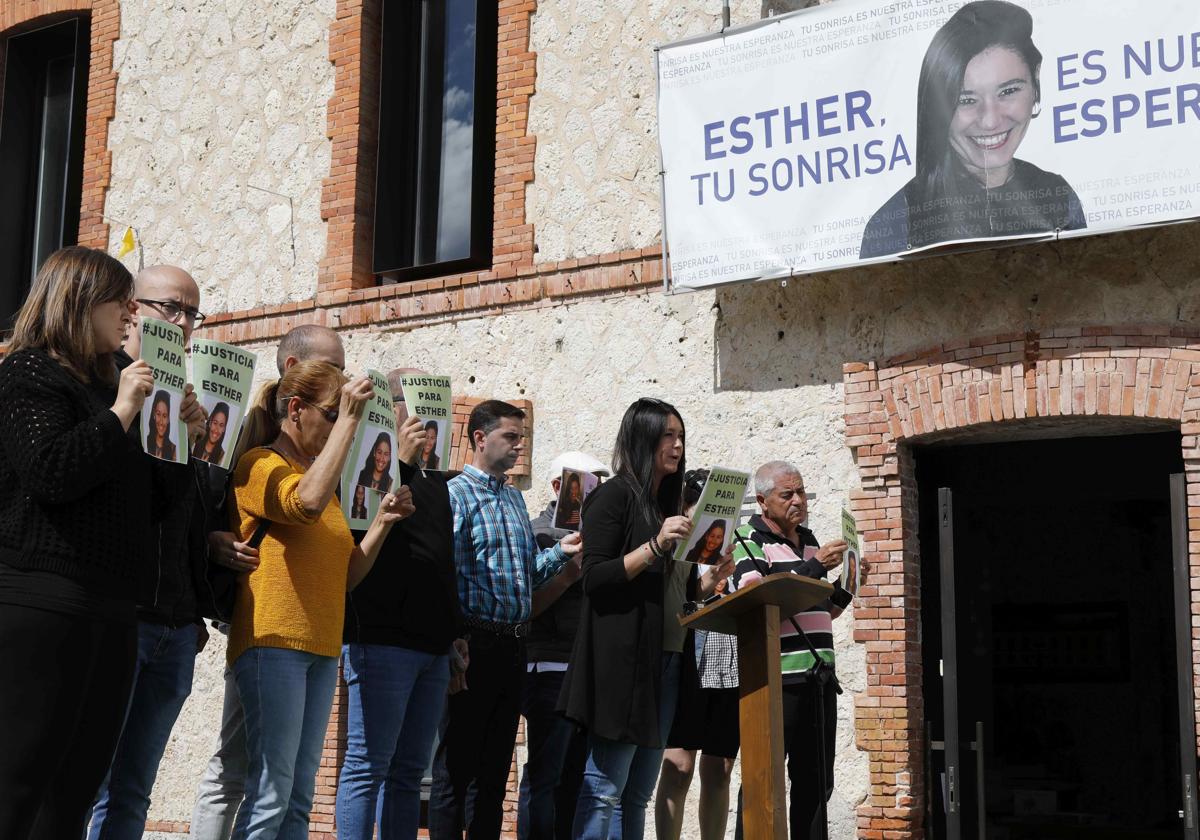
[
  {"left": 0, "top": 0, "right": 119, "bottom": 251},
  {"left": 319, "top": 0, "right": 540, "bottom": 294},
  {"left": 844, "top": 325, "right": 1200, "bottom": 840}
]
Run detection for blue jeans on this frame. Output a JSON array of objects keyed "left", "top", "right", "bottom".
[
  {"left": 335, "top": 643, "right": 450, "bottom": 840},
  {"left": 573, "top": 652, "right": 681, "bottom": 840},
  {"left": 517, "top": 669, "right": 587, "bottom": 840},
  {"left": 230, "top": 647, "right": 338, "bottom": 840},
  {"left": 88, "top": 621, "right": 198, "bottom": 840}
]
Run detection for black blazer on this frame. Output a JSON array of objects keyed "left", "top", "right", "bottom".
[{"left": 559, "top": 477, "right": 694, "bottom": 747}]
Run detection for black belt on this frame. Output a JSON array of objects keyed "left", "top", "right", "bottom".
[{"left": 464, "top": 615, "right": 530, "bottom": 638}]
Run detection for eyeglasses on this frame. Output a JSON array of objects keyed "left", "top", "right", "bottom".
[
  {"left": 297, "top": 399, "right": 340, "bottom": 423},
  {"left": 137, "top": 298, "right": 206, "bottom": 325}
]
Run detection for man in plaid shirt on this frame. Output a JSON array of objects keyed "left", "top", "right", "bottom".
[{"left": 428, "top": 400, "right": 581, "bottom": 840}]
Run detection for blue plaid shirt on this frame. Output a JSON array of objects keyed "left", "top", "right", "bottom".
[{"left": 448, "top": 464, "right": 568, "bottom": 624}]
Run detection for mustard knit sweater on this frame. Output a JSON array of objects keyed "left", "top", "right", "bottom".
[{"left": 227, "top": 447, "right": 354, "bottom": 665}]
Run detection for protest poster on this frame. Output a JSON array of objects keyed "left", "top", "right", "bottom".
[
  {"left": 340, "top": 370, "right": 399, "bottom": 528},
  {"left": 398, "top": 373, "right": 453, "bottom": 471},
  {"left": 553, "top": 468, "right": 600, "bottom": 531},
  {"left": 657, "top": 0, "right": 1199, "bottom": 289},
  {"left": 189, "top": 340, "right": 257, "bottom": 470},
  {"left": 673, "top": 467, "right": 751, "bottom": 564},
  {"left": 139, "top": 317, "right": 189, "bottom": 465},
  {"left": 840, "top": 507, "right": 862, "bottom": 598}
]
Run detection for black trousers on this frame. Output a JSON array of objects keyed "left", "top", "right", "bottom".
[
  {"left": 736, "top": 678, "right": 838, "bottom": 840},
  {"left": 428, "top": 631, "right": 525, "bottom": 840},
  {"left": 0, "top": 604, "right": 137, "bottom": 840},
  {"left": 517, "top": 668, "right": 588, "bottom": 840}
]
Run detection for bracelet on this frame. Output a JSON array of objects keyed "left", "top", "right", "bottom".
[{"left": 649, "top": 536, "right": 665, "bottom": 559}]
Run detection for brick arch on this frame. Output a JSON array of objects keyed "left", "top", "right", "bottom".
[
  {"left": 0, "top": 0, "right": 120, "bottom": 250},
  {"left": 842, "top": 325, "right": 1200, "bottom": 839}
]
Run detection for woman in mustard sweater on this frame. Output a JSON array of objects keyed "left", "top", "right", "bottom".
[{"left": 227, "top": 360, "right": 415, "bottom": 840}]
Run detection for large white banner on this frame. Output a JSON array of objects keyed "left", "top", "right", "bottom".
[{"left": 657, "top": 0, "right": 1200, "bottom": 289}]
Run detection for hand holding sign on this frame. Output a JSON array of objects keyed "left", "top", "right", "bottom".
[
  {"left": 180, "top": 384, "right": 208, "bottom": 444},
  {"left": 341, "top": 376, "right": 375, "bottom": 420},
  {"left": 395, "top": 415, "right": 427, "bottom": 467},
  {"left": 115, "top": 360, "right": 155, "bottom": 424}
]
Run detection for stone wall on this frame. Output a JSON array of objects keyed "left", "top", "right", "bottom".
[{"left": 104, "top": 0, "right": 335, "bottom": 312}]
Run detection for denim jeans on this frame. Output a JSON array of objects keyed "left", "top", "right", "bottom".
[
  {"left": 190, "top": 659, "right": 247, "bottom": 840},
  {"left": 572, "top": 652, "right": 681, "bottom": 840},
  {"left": 88, "top": 621, "right": 198, "bottom": 840},
  {"left": 230, "top": 647, "right": 339, "bottom": 840},
  {"left": 335, "top": 643, "right": 450, "bottom": 840},
  {"left": 517, "top": 668, "right": 588, "bottom": 840}
]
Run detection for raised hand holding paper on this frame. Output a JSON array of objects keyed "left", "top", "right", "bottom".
[
  {"left": 340, "top": 370, "right": 399, "bottom": 529},
  {"left": 398, "top": 373, "right": 453, "bottom": 471},
  {"left": 553, "top": 468, "right": 600, "bottom": 531},
  {"left": 840, "top": 507, "right": 861, "bottom": 599},
  {"left": 673, "top": 467, "right": 750, "bottom": 564},
  {"left": 139, "top": 317, "right": 189, "bottom": 464},
  {"left": 189, "top": 340, "right": 257, "bottom": 470}
]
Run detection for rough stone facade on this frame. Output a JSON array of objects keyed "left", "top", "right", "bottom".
[{"left": 103, "top": 0, "right": 336, "bottom": 312}]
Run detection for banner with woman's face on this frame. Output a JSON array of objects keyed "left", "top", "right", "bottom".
[{"left": 657, "top": 0, "right": 1199, "bottom": 288}]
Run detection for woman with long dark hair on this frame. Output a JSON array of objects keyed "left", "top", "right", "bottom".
[
  {"left": 683, "top": 519, "right": 727, "bottom": 566},
  {"left": 560, "top": 399, "right": 732, "bottom": 839},
  {"left": 192, "top": 401, "right": 230, "bottom": 465},
  {"left": 146, "top": 389, "right": 177, "bottom": 460},
  {"left": 0, "top": 247, "right": 158, "bottom": 839},
  {"left": 421, "top": 420, "right": 440, "bottom": 470},
  {"left": 859, "top": 0, "right": 1085, "bottom": 258},
  {"left": 357, "top": 431, "right": 393, "bottom": 493}
]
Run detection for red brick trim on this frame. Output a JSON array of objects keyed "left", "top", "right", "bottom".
[
  {"left": 844, "top": 325, "right": 1200, "bottom": 839},
  {"left": 0, "top": 0, "right": 119, "bottom": 250},
  {"left": 199, "top": 246, "right": 663, "bottom": 345},
  {"left": 319, "top": 0, "right": 381, "bottom": 293},
  {"left": 320, "top": 0, "right": 540, "bottom": 293}
]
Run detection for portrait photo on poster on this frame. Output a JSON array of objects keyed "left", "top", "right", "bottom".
[
  {"left": 419, "top": 418, "right": 445, "bottom": 471},
  {"left": 356, "top": 426, "right": 396, "bottom": 494},
  {"left": 859, "top": 0, "right": 1087, "bottom": 259},
  {"left": 553, "top": 468, "right": 600, "bottom": 531},
  {"left": 679, "top": 516, "right": 732, "bottom": 565},
  {"left": 143, "top": 387, "right": 184, "bottom": 463},
  {"left": 190, "top": 397, "right": 242, "bottom": 470},
  {"left": 840, "top": 545, "right": 860, "bottom": 598}
]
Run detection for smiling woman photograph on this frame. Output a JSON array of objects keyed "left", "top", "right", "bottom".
[
  {"left": 145, "top": 389, "right": 177, "bottom": 461},
  {"left": 859, "top": 0, "right": 1087, "bottom": 258},
  {"left": 191, "top": 400, "right": 231, "bottom": 466},
  {"left": 357, "top": 431, "right": 394, "bottom": 493},
  {"left": 421, "top": 419, "right": 440, "bottom": 470}
]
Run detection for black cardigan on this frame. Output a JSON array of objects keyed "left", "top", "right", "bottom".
[
  {"left": 344, "top": 461, "right": 463, "bottom": 653},
  {"left": 559, "top": 477, "right": 694, "bottom": 747},
  {"left": 0, "top": 348, "right": 157, "bottom": 601}
]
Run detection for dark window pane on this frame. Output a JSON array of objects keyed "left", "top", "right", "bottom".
[
  {"left": 0, "top": 18, "right": 88, "bottom": 328},
  {"left": 374, "top": 0, "right": 496, "bottom": 279}
]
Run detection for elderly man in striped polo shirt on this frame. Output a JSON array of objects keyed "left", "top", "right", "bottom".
[{"left": 728, "top": 460, "right": 867, "bottom": 840}]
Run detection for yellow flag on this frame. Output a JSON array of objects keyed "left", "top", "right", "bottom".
[{"left": 116, "top": 226, "right": 136, "bottom": 258}]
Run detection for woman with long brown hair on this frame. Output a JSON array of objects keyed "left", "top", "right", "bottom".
[
  {"left": 0, "top": 246, "right": 159, "bottom": 839},
  {"left": 227, "top": 361, "right": 415, "bottom": 839}
]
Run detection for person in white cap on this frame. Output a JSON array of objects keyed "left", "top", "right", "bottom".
[{"left": 517, "top": 452, "right": 609, "bottom": 840}]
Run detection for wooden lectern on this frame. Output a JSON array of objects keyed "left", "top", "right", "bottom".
[{"left": 681, "top": 573, "right": 833, "bottom": 840}]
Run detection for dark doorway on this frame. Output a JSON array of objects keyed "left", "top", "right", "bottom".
[{"left": 917, "top": 430, "right": 1193, "bottom": 840}]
